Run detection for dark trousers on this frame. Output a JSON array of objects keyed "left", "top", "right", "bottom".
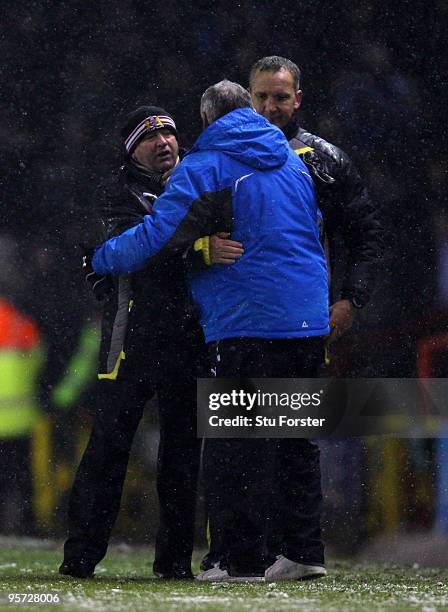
[
  {"left": 204, "top": 337, "right": 324, "bottom": 575},
  {"left": 63, "top": 375, "right": 201, "bottom": 568}
]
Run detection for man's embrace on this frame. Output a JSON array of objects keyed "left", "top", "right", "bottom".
[{"left": 92, "top": 81, "right": 329, "bottom": 581}]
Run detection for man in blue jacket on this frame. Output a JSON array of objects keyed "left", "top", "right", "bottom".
[{"left": 92, "top": 80, "right": 329, "bottom": 581}]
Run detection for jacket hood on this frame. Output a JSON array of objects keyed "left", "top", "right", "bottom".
[{"left": 190, "top": 108, "right": 289, "bottom": 170}]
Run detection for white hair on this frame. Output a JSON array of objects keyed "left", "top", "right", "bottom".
[{"left": 200, "top": 79, "right": 253, "bottom": 125}]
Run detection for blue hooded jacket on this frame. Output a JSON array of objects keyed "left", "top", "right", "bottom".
[{"left": 93, "top": 108, "right": 329, "bottom": 341}]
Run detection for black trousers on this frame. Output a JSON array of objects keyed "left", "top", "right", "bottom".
[
  {"left": 203, "top": 337, "right": 324, "bottom": 575},
  {"left": 63, "top": 374, "right": 201, "bottom": 568}
]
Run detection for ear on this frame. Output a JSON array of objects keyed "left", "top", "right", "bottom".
[{"left": 294, "top": 90, "right": 303, "bottom": 111}]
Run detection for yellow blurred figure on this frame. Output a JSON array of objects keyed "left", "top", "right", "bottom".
[{"left": 0, "top": 298, "right": 43, "bottom": 534}]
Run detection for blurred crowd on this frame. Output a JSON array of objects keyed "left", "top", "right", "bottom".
[{"left": 1, "top": 0, "right": 447, "bottom": 547}]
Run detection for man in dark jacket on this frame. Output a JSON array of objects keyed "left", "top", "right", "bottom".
[
  {"left": 249, "top": 56, "right": 381, "bottom": 325},
  {"left": 59, "top": 106, "right": 206, "bottom": 580},
  {"left": 92, "top": 80, "right": 330, "bottom": 581}
]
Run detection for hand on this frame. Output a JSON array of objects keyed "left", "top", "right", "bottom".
[
  {"left": 82, "top": 251, "right": 113, "bottom": 302},
  {"left": 328, "top": 299, "right": 356, "bottom": 344},
  {"left": 210, "top": 233, "right": 244, "bottom": 265}
]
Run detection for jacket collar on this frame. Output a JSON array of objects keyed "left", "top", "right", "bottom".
[{"left": 122, "top": 159, "right": 165, "bottom": 194}]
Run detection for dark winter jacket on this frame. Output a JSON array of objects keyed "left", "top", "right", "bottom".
[
  {"left": 284, "top": 118, "right": 382, "bottom": 307},
  {"left": 94, "top": 159, "right": 204, "bottom": 382},
  {"left": 93, "top": 108, "right": 329, "bottom": 342}
]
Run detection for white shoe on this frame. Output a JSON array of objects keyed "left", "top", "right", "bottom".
[
  {"left": 195, "top": 566, "right": 230, "bottom": 582},
  {"left": 264, "top": 555, "right": 327, "bottom": 581},
  {"left": 196, "top": 566, "right": 264, "bottom": 582}
]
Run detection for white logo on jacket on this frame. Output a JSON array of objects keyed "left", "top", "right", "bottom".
[{"left": 235, "top": 173, "right": 254, "bottom": 192}]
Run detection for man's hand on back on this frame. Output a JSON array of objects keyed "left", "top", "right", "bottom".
[{"left": 210, "top": 233, "right": 244, "bottom": 265}]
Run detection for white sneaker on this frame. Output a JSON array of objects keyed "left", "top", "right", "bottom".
[
  {"left": 196, "top": 566, "right": 264, "bottom": 582},
  {"left": 195, "top": 566, "right": 230, "bottom": 581},
  {"left": 264, "top": 555, "right": 327, "bottom": 581}
]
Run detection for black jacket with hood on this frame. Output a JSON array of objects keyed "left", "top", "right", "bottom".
[{"left": 93, "top": 158, "right": 204, "bottom": 383}]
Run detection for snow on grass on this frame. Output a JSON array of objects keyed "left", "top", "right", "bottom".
[{"left": 0, "top": 539, "right": 447, "bottom": 611}]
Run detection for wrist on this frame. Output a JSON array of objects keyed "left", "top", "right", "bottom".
[{"left": 340, "top": 292, "right": 365, "bottom": 309}]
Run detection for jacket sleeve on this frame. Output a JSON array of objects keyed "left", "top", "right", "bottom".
[
  {"left": 95, "top": 182, "right": 147, "bottom": 240},
  {"left": 336, "top": 153, "right": 383, "bottom": 306},
  {"left": 313, "top": 147, "right": 383, "bottom": 307},
  {"left": 92, "top": 160, "right": 218, "bottom": 275}
]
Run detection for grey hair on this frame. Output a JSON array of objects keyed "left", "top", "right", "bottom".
[
  {"left": 200, "top": 79, "right": 253, "bottom": 125},
  {"left": 249, "top": 56, "right": 301, "bottom": 90}
]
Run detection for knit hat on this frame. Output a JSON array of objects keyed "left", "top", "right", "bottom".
[{"left": 121, "top": 106, "right": 178, "bottom": 155}]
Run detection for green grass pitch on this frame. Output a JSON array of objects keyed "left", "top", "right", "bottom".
[{"left": 0, "top": 539, "right": 447, "bottom": 611}]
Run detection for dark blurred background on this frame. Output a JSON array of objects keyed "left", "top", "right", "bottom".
[{"left": 1, "top": 0, "right": 448, "bottom": 555}]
